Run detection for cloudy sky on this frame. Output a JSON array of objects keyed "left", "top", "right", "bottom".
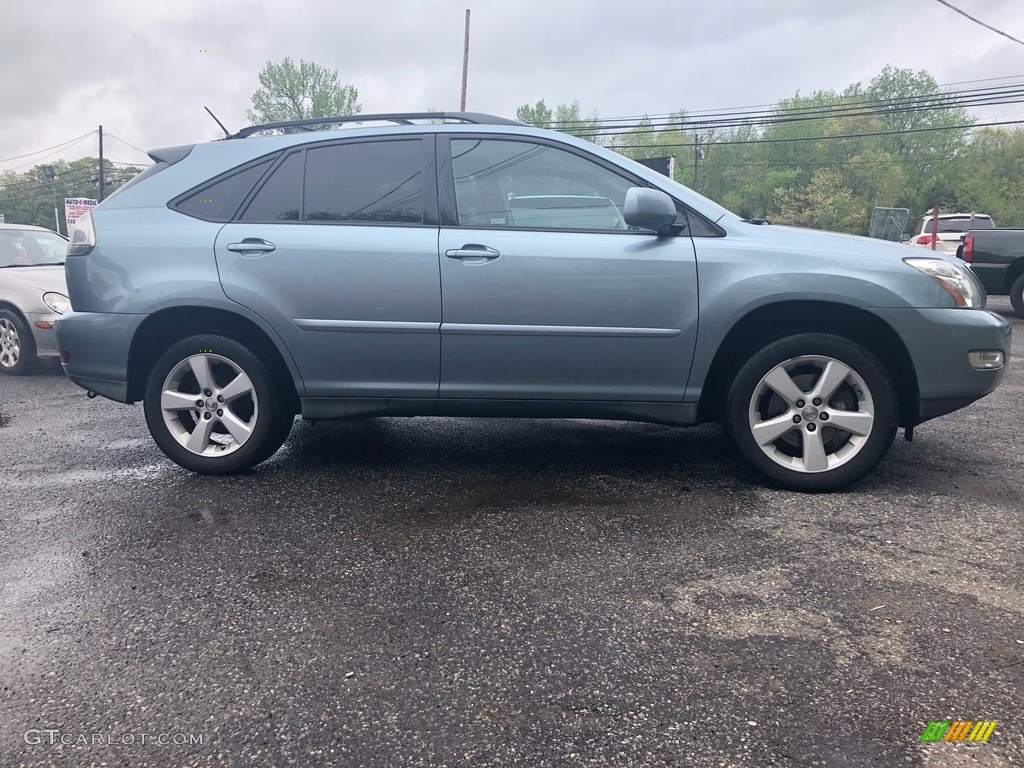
[{"left": 2, "top": 0, "right": 1023, "bottom": 173}]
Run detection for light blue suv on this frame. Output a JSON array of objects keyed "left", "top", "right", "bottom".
[{"left": 56, "top": 113, "right": 1010, "bottom": 490}]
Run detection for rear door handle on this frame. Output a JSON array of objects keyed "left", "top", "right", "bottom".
[
  {"left": 445, "top": 245, "right": 500, "bottom": 265},
  {"left": 227, "top": 238, "right": 276, "bottom": 255}
]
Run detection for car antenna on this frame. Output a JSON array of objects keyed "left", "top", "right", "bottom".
[{"left": 204, "top": 106, "right": 231, "bottom": 138}]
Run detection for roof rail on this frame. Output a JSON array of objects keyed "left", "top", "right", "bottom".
[{"left": 230, "top": 112, "right": 522, "bottom": 139}]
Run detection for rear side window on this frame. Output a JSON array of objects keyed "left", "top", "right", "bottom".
[
  {"left": 919, "top": 215, "right": 994, "bottom": 234},
  {"left": 173, "top": 157, "right": 276, "bottom": 221},
  {"left": 304, "top": 140, "right": 423, "bottom": 224}
]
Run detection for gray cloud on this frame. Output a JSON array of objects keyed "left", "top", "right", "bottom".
[{"left": 2, "top": 0, "right": 1023, "bottom": 171}]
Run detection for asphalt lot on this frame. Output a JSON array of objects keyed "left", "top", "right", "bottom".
[{"left": 1, "top": 298, "right": 1022, "bottom": 767}]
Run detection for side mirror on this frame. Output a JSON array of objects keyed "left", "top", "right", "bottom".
[
  {"left": 900, "top": 234, "right": 911, "bottom": 243},
  {"left": 624, "top": 188, "right": 677, "bottom": 235}
]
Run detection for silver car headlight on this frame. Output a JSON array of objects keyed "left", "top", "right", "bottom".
[
  {"left": 903, "top": 257, "right": 984, "bottom": 308},
  {"left": 43, "top": 291, "right": 70, "bottom": 315}
]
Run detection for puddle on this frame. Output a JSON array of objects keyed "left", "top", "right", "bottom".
[
  {"left": 3, "top": 464, "right": 172, "bottom": 488},
  {"left": 186, "top": 508, "right": 234, "bottom": 527},
  {"left": 101, "top": 438, "right": 150, "bottom": 450}
]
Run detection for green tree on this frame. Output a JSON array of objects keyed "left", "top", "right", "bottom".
[
  {"left": 773, "top": 168, "right": 866, "bottom": 233},
  {"left": 516, "top": 99, "right": 554, "bottom": 128},
  {"left": 616, "top": 112, "right": 690, "bottom": 161},
  {"left": 0, "top": 159, "right": 140, "bottom": 230},
  {"left": 955, "top": 127, "right": 1024, "bottom": 226},
  {"left": 516, "top": 99, "right": 599, "bottom": 140},
  {"left": 862, "top": 66, "right": 972, "bottom": 213},
  {"left": 247, "top": 58, "right": 361, "bottom": 125}
]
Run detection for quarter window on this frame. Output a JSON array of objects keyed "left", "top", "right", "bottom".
[
  {"left": 174, "top": 158, "right": 275, "bottom": 221},
  {"left": 240, "top": 151, "right": 303, "bottom": 222},
  {"left": 304, "top": 140, "right": 424, "bottom": 224}
]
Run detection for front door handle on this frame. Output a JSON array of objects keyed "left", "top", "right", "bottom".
[
  {"left": 445, "top": 245, "right": 500, "bottom": 265},
  {"left": 227, "top": 238, "right": 277, "bottom": 255}
]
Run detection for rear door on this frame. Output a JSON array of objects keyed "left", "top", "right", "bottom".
[
  {"left": 215, "top": 136, "right": 442, "bottom": 397},
  {"left": 436, "top": 135, "right": 699, "bottom": 401}
]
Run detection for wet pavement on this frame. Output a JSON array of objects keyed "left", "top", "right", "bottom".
[{"left": 1, "top": 299, "right": 1022, "bottom": 767}]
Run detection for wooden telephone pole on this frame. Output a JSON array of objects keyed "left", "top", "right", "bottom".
[{"left": 460, "top": 9, "right": 471, "bottom": 111}]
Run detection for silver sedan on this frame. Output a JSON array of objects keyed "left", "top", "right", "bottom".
[{"left": 0, "top": 223, "right": 70, "bottom": 375}]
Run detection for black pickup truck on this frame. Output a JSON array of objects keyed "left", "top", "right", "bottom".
[{"left": 958, "top": 230, "right": 1024, "bottom": 315}]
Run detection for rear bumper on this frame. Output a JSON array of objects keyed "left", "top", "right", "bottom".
[{"left": 54, "top": 311, "right": 144, "bottom": 402}]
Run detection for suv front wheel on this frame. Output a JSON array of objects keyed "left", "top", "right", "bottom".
[
  {"left": 725, "top": 334, "right": 898, "bottom": 491},
  {"left": 143, "top": 335, "right": 293, "bottom": 474}
]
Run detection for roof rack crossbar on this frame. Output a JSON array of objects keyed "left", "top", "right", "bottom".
[{"left": 231, "top": 112, "right": 521, "bottom": 139}]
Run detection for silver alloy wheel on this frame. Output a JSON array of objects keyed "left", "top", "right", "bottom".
[
  {"left": 0, "top": 317, "right": 21, "bottom": 369},
  {"left": 747, "top": 355, "right": 875, "bottom": 474},
  {"left": 159, "top": 353, "right": 258, "bottom": 457}
]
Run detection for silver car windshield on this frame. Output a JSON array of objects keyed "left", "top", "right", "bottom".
[{"left": 0, "top": 229, "right": 68, "bottom": 267}]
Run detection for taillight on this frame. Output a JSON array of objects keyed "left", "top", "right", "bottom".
[
  {"left": 962, "top": 234, "right": 974, "bottom": 263},
  {"left": 67, "top": 211, "right": 95, "bottom": 257},
  {"left": 915, "top": 234, "right": 934, "bottom": 245}
]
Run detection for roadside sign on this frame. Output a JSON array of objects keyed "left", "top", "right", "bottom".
[
  {"left": 636, "top": 156, "right": 676, "bottom": 178},
  {"left": 64, "top": 198, "right": 97, "bottom": 230}
]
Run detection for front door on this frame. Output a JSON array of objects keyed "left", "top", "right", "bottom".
[{"left": 437, "top": 136, "right": 699, "bottom": 402}]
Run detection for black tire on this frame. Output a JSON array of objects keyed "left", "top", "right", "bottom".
[
  {"left": 1010, "top": 273, "right": 1024, "bottom": 317},
  {"left": 143, "top": 334, "right": 293, "bottom": 474},
  {"left": 0, "top": 309, "right": 36, "bottom": 376},
  {"left": 725, "top": 333, "right": 898, "bottom": 492}
]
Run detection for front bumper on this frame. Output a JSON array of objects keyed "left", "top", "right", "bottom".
[
  {"left": 872, "top": 306, "right": 1011, "bottom": 424},
  {"left": 54, "top": 311, "right": 145, "bottom": 402}
]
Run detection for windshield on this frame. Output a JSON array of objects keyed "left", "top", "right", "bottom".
[
  {"left": 918, "top": 215, "right": 995, "bottom": 235},
  {"left": 0, "top": 228, "right": 68, "bottom": 267}
]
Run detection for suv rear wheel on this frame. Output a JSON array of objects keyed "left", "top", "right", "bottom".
[
  {"left": 725, "top": 334, "right": 897, "bottom": 491},
  {"left": 143, "top": 335, "right": 293, "bottom": 474}
]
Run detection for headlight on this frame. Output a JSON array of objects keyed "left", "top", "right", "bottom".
[
  {"left": 42, "top": 292, "right": 70, "bottom": 315},
  {"left": 903, "top": 257, "right": 984, "bottom": 308}
]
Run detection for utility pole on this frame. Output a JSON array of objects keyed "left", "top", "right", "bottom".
[
  {"left": 460, "top": 9, "right": 470, "bottom": 111},
  {"left": 41, "top": 165, "right": 61, "bottom": 235},
  {"left": 98, "top": 125, "right": 105, "bottom": 202},
  {"left": 693, "top": 133, "right": 702, "bottom": 191}
]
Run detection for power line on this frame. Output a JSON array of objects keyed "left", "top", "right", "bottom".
[
  {"left": 932, "top": 0, "right": 1024, "bottom": 47},
  {"left": 0, "top": 131, "right": 95, "bottom": 166},
  {"left": 4, "top": 134, "right": 99, "bottom": 173},
  {"left": 536, "top": 74, "right": 1024, "bottom": 126},
  {"left": 605, "top": 118, "right": 1024, "bottom": 151},
  {"left": 0, "top": 168, "right": 106, "bottom": 201},
  {"left": 551, "top": 82, "right": 1024, "bottom": 132},
  {"left": 0, "top": 167, "right": 97, "bottom": 192},
  {"left": 579, "top": 95, "right": 1017, "bottom": 142},
  {"left": 104, "top": 133, "right": 150, "bottom": 156}
]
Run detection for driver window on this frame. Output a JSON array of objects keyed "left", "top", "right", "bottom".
[{"left": 451, "top": 139, "right": 637, "bottom": 232}]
